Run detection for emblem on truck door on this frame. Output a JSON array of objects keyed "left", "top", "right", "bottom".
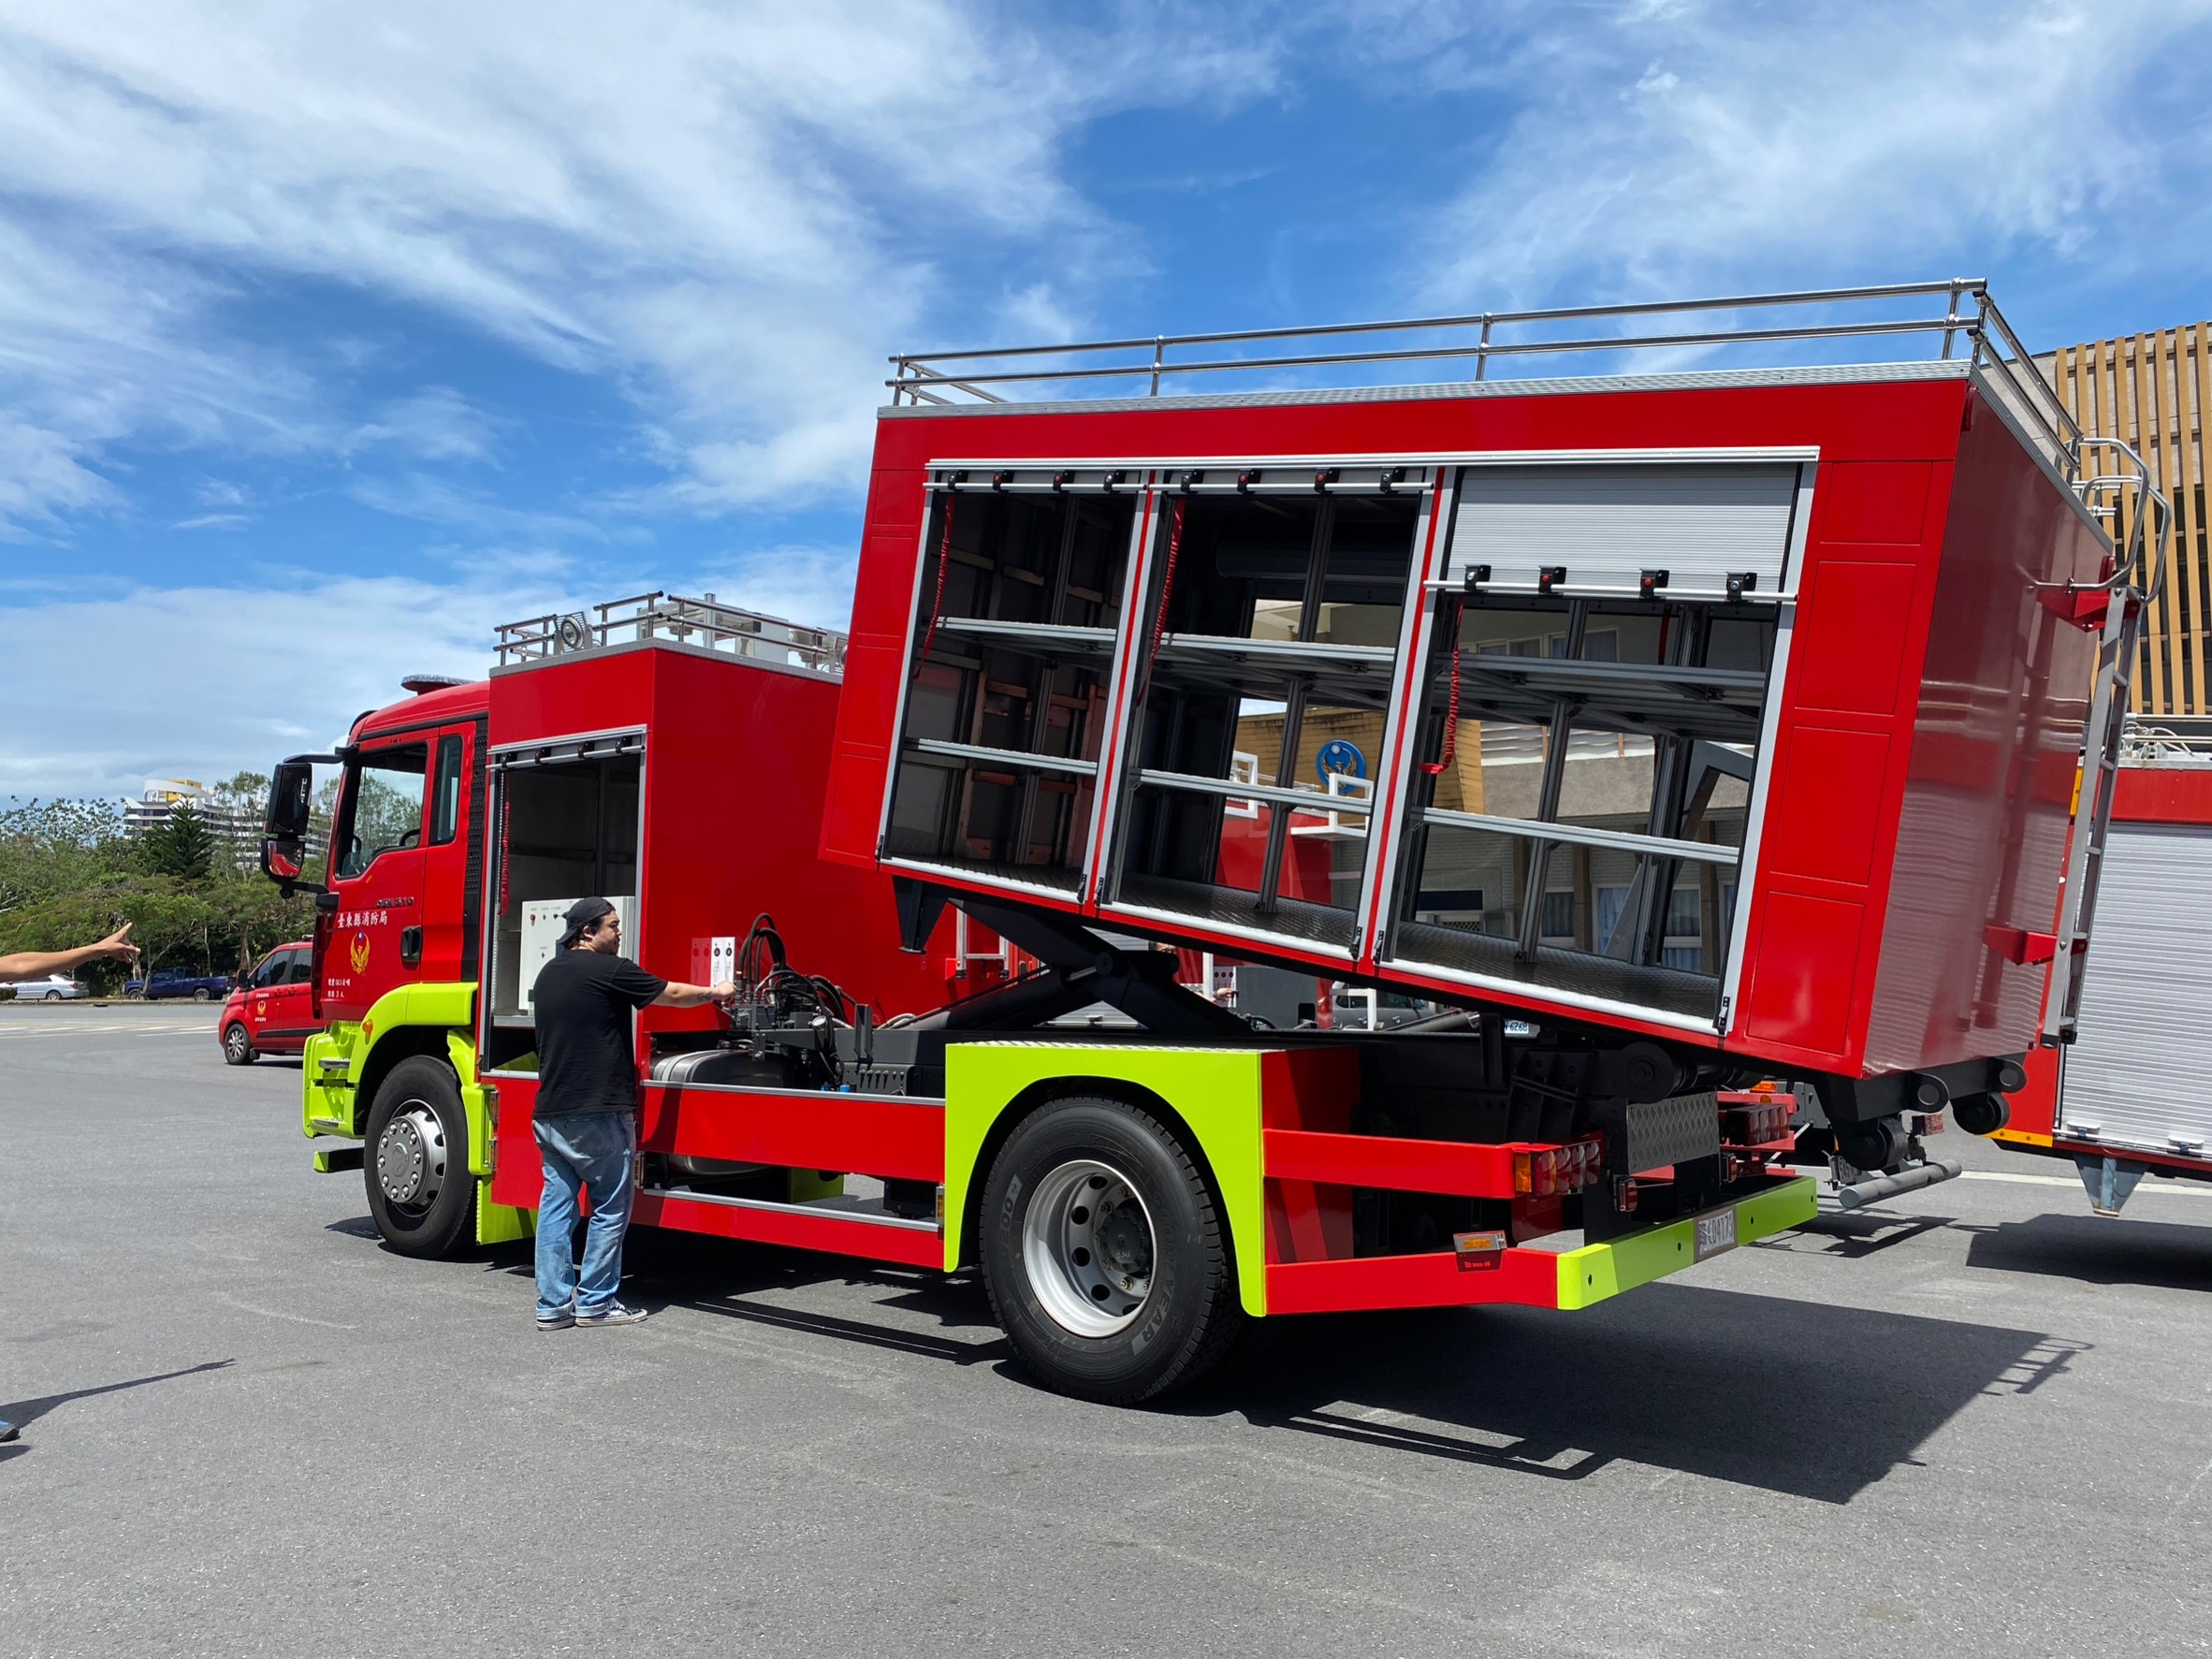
[{"left": 350, "top": 932, "right": 371, "bottom": 974}]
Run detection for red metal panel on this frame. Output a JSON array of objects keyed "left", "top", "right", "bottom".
[
  {"left": 488, "top": 1071, "right": 542, "bottom": 1209},
  {"left": 1258, "top": 1046, "right": 1361, "bottom": 1131},
  {"left": 618, "top": 647, "right": 952, "bottom": 1032},
  {"left": 1264, "top": 1179, "right": 1354, "bottom": 1263},
  {"left": 1862, "top": 395, "right": 2104, "bottom": 1072},
  {"left": 1813, "top": 460, "right": 1933, "bottom": 545},
  {"left": 1267, "top": 1248, "right": 1561, "bottom": 1314},
  {"left": 2004, "top": 1046, "right": 2060, "bottom": 1137},
  {"left": 1741, "top": 891, "right": 1864, "bottom": 1056},
  {"left": 488, "top": 644, "right": 658, "bottom": 749},
  {"left": 1263, "top": 1128, "right": 1521, "bottom": 1197},
  {"left": 633, "top": 1189, "right": 943, "bottom": 1268},
  {"left": 2114, "top": 767, "right": 2212, "bottom": 824},
  {"left": 1790, "top": 560, "right": 1921, "bottom": 717},
  {"left": 1765, "top": 726, "right": 1891, "bottom": 886},
  {"left": 639, "top": 1084, "right": 945, "bottom": 1182}
]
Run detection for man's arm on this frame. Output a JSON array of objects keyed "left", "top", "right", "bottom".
[
  {"left": 0, "top": 924, "right": 140, "bottom": 984},
  {"left": 652, "top": 979, "right": 736, "bottom": 1010}
]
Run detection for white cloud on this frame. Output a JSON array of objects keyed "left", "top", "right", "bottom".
[
  {"left": 0, "top": 419, "right": 117, "bottom": 537},
  {"left": 1416, "top": 0, "right": 2212, "bottom": 312},
  {"left": 0, "top": 575, "right": 556, "bottom": 799},
  {"left": 346, "top": 387, "right": 502, "bottom": 465},
  {"left": 0, "top": 2, "right": 1285, "bottom": 532}
]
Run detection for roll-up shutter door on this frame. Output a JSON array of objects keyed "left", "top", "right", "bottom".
[
  {"left": 2063, "top": 821, "right": 2212, "bottom": 1154},
  {"left": 1449, "top": 462, "right": 1801, "bottom": 592}
]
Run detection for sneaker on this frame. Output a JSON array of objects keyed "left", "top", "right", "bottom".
[
  {"left": 536, "top": 1310, "right": 575, "bottom": 1332},
  {"left": 575, "top": 1302, "right": 649, "bottom": 1328}
]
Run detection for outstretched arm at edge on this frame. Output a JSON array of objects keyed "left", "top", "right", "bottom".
[{"left": 0, "top": 924, "right": 141, "bottom": 984}]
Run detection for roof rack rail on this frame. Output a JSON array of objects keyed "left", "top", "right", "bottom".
[
  {"left": 495, "top": 591, "right": 845, "bottom": 674},
  {"left": 891, "top": 277, "right": 2080, "bottom": 480}
]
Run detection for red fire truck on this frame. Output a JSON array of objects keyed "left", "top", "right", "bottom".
[
  {"left": 263, "top": 281, "right": 2158, "bottom": 1402},
  {"left": 1996, "top": 733, "right": 2212, "bottom": 1213}
]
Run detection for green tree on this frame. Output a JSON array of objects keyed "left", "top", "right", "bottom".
[
  {"left": 0, "top": 796, "right": 132, "bottom": 914},
  {"left": 139, "top": 802, "right": 217, "bottom": 882}
]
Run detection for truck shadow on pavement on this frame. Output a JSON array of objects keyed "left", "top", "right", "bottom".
[
  {"left": 337, "top": 1222, "right": 2062, "bottom": 1506},
  {"left": 0, "top": 1361, "right": 235, "bottom": 1464},
  {"left": 1959, "top": 1212, "right": 2212, "bottom": 1291},
  {"left": 1182, "top": 1283, "right": 2064, "bottom": 1506}
]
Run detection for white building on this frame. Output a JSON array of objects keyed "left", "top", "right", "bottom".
[{"left": 124, "top": 778, "right": 323, "bottom": 866}]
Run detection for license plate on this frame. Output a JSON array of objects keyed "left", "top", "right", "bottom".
[{"left": 1694, "top": 1207, "right": 1738, "bottom": 1261}]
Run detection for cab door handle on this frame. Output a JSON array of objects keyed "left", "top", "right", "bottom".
[{"left": 400, "top": 926, "right": 423, "bottom": 968}]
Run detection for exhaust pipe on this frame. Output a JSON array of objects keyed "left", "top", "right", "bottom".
[{"left": 1835, "top": 1157, "right": 1964, "bottom": 1211}]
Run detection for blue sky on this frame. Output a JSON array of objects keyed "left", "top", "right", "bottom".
[{"left": 3, "top": 0, "right": 2209, "bottom": 799}]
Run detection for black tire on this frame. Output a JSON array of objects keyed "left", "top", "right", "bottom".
[
  {"left": 192, "top": 986, "right": 213, "bottom": 1001},
  {"left": 1952, "top": 1093, "right": 2011, "bottom": 1137},
  {"left": 43, "top": 990, "right": 61, "bottom": 1001},
  {"left": 362, "top": 1055, "right": 476, "bottom": 1259},
  {"left": 980, "top": 1096, "right": 1244, "bottom": 1404},
  {"left": 222, "top": 1022, "right": 256, "bottom": 1066}
]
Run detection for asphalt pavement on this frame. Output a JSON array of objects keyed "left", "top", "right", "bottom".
[{"left": 6, "top": 1000, "right": 2212, "bottom": 1657}]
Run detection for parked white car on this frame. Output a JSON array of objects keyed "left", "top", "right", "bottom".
[{"left": 6, "top": 974, "right": 87, "bottom": 1001}]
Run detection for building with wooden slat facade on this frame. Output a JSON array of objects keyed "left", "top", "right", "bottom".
[{"left": 2045, "top": 323, "right": 2212, "bottom": 720}]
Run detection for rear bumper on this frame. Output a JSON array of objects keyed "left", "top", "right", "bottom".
[{"left": 1264, "top": 1175, "right": 1817, "bottom": 1316}]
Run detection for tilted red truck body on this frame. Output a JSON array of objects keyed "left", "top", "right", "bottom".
[{"left": 823, "top": 364, "right": 2106, "bottom": 1108}]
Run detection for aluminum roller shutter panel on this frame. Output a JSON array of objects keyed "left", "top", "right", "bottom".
[
  {"left": 1448, "top": 462, "right": 1801, "bottom": 592},
  {"left": 2062, "top": 821, "right": 2212, "bottom": 1155}
]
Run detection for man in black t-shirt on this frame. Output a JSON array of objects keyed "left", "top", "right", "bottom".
[{"left": 530, "top": 897, "right": 734, "bottom": 1331}]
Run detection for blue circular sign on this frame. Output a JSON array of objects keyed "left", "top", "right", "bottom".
[{"left": 1316, "top": 739, "right": 1366, "bottom": 780}]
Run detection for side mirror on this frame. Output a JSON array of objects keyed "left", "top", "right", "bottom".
[
  {"left": 265, "top": 757, "right": 317, "bottom": 840},
  {"left": 262, "top": 751, "right": 338, "bottom": 898}
]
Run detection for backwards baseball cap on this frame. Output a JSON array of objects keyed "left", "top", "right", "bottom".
[{"left": 558, "top": 896, "right": 616, "bottom": 947}]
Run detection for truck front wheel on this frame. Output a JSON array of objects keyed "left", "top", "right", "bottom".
[
  {"left": 980, "top": 1096, "right": 1243, "bottom": 1404},
  {"left": 363, "top": 1055, "right": 476, "bottom": 1259},
  {"left": 222, "top": 1023, "right": 255, "bottom": 1065}
]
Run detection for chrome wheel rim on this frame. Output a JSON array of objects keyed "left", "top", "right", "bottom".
[
  {"left": 1022, "top": 1158, "right": 1155, "bottom": 1338},
  {"left": 375, "top": 1101, "right": 447, "bottom": 1215},
  {"left": 225, "top": 1026, "right": 248, "bottom": 1059}
]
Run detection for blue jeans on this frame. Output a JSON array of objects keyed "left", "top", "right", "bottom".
[{"left": 533, "top": 1112, "right": 637, "bottom": 1318}]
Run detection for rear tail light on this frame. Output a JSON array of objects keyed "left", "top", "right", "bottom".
[
  {"left": 1721, "top": 1098, "right": 1792, "bottom": 1146},
  {"left": 1512, "top": 1137, "right": 1604, "bottom": 1198},
  {"left": 1452, "top": 1230, "right": 1507, "bottom": 1272}
]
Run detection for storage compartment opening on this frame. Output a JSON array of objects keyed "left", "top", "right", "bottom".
[
  {"left": 485, "top": 749, "right": 643, "bottom": 1062},
  {"left": 1391, "top": 590, "right": 1774, "bottom": 1020},
  {"left": 1109, "top": 488, "right": 1420, "bottom": 948},
  {"left": 884, "top": 486, "right": 1136, "bottom": 888}
]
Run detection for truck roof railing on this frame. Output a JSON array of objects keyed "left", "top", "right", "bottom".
[
  {"left": 495, "top": 591, "right": 846, "bottom": 675},
  {"left": 2121, "top": 717, "right": 2212, "bottom": 767},
  {"left": 890, "top": 277, "right": 2081, "bottom": 476}
]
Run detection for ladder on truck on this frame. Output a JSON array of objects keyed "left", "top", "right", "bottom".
[{"left": 2045, "top": 444, "right": 2171, "bottom": 1043}]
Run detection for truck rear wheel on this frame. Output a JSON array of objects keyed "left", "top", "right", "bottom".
[
  {"left": 980, "top": 1096, "right": 1243, "bottom": 1404},
  {"left": 363, "top": 1055, "right": 476, "bottom": 1259}
]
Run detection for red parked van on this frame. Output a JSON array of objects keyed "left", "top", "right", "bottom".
[{"left": 220, "top": 940, "right": 322, "bottom": 1064}]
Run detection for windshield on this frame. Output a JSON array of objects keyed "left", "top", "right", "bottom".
[{"left": 336, "top": 744, "right": 429, "bottom": 879}]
